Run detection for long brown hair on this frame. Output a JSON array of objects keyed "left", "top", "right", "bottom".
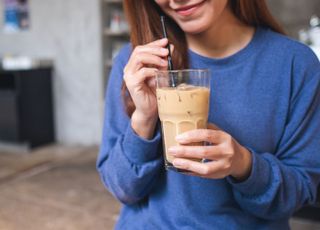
[{"left": 122, "top": 0, "right": 285, "bottom": 116}]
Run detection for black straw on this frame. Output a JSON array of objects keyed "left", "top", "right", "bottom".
[
  {"left": 160, "top": 16, "right": 174, "bottom": 71},
  {"left": 160, "top": 16, "right": 175, "bottom": 87}
]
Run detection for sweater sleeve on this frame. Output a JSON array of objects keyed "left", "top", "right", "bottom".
[
  {"left": 96, "top": 45, "right": 163, "bottom": 205},
  {"left": 227, "top": 48, "right": 320, "bottom": 220}
]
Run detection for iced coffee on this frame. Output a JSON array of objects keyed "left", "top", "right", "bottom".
[{"left": 156, "top": 69, "right": 210, "bottom": 171}]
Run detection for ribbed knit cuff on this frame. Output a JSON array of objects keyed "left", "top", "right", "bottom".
[
  {"left": 123, "top": 124, "right": 161, "bottom": 165},
  {"left": 227, "top": 149, "right": 271, "bottom": 196}
]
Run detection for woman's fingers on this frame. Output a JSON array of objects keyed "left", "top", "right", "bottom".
[
  {"left": 146, "top": 38, "right": 168, "bottom": 47},
  {"left": 176, "top": 129, "right": 224, "bottom": 145},
  {"left": 134, "top": 45, "right": 169, "bottom": 57},
  {"left": 172, "top": 158, "right": 227, "bottom": 178},
  {"left": 125, "top": 52, "right": 168, "bottom": 74},
  {"left": 125, "top": 39, "right": 169, "bottom": 71},
  {"left": 134, "top": 68, "right": 158, "bottom": 83},
  {"left": 124, "top": 67, "right": 158, "bottom": 87},
  {"left": 169, "top": 145, "right": 224, "bottom": 160},
  {"left": 146, "top": 77, "right": 156, "bottom": 89},
  {"left": 124, "top": 38, "right": 171, "bottom": 74}
]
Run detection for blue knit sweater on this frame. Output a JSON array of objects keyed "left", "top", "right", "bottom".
[{"left": 97, "top": 27, "right": 320, "bottom": 229}]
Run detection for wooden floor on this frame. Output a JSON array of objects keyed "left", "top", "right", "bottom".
[
  {"left": 0, "top": 145, "right": 120, "bottom": 230},
  {"left": 0, "top": 144, "right": 319, "bottom": 230}
]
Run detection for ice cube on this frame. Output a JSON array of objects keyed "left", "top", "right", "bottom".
[{"left": 177, "top": 83, "right": 195, "bottom": 90}]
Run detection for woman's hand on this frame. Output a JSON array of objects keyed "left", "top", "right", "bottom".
[
  {"left": 124, "top": 38, "right": 169, "bottom": 139},
  {"left": 169, "top": 124, "right": 252, "bottom": 181}
]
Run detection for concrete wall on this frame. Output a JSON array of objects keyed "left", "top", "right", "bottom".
[
  {"left": 0, "top": 0, "right": 104, "bottom": 145},
  {"left": 267, "top": 0, "right": 320, "bottom": 38}
]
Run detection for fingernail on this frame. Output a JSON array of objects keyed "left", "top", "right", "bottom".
[
  {"left": 161, "top": 48, "right": 168, "bottom": 53},
  {"left": 168, "top": 146, "right": 178, "bottom": 155},
  {"left": 176, "top": 134, "right": 186, "bottom": 141}
]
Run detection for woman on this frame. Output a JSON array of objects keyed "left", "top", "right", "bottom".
[{"left": 97, "top": 0, "right": 320, "bottom": 229}]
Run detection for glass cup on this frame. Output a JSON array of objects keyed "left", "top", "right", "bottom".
[{"left": 155, "top": 69, "right": 211, "bottom": 171}]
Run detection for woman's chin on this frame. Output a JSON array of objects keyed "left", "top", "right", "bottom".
[
  {"left": 180, "top": 25, "right": 208, "bottom": 35},
  {"left": 177, "top": 18, "right": 212, "bottom": 35}
]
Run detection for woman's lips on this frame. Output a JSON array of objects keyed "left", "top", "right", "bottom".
[{"left": 175, "top": 1, "right": 205, "bottom": 16}]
